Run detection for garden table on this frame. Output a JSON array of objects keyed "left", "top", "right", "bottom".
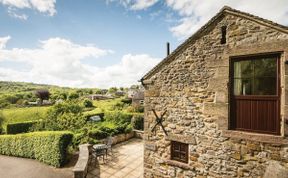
[{"left": 92, "top": 144, "right": 108, "bottom": 160}]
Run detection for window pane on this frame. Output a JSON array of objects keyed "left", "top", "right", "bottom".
[
  {"left": 254, "top": 58, "right": 277, "bottom": 77},
  {"left": 234, "top": 79, "right": 252, "bottom": 95},
  {"left": 234, "top": 60, "right": 253, "bottom": 78},
  {"left": 253, "top": 77, "right": 276, "bottom": 95}
]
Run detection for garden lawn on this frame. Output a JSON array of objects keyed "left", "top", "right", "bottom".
[{"left": 1, "top": 106, "right": 50, "bottom": 126}]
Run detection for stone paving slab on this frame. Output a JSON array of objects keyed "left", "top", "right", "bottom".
[{"left": 87, "top": 138, "right": 143, "bottom": 178}]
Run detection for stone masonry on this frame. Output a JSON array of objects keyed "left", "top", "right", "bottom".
[{"left": 141, "top": 6, "right": 288, "bottom": 178}]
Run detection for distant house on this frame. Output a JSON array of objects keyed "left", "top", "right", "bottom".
[
  {"left": 115, "top": 90, "right": 126, "bottom": 97},
  {"left": 28, "top": 99, "right": 52, "bottom": 106},
  {"left": 100, "top": 89, "right": 108, "bottom": 95},
  {"left": 132, "top": 91, "right": 144, "bottom": 106},
  {"left": 127, "top": 89, "right": 137, "bottom": 99},
  {"left": 28, "top": 101, "right": 39, "bottom": 106},
  {"left": 42, "top": 100, "right": 52, "bottom": 105},
  {"left": 88, "top": 94, "right": 113, "bottom": 100}
]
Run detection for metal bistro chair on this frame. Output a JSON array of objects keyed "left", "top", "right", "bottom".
[{"left": 105, "top": 136, "right": 113, "bottom": 155}]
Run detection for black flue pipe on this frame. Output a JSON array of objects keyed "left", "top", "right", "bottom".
[{"left": 166, "top": 42, "right": 170, "bottom": 56}]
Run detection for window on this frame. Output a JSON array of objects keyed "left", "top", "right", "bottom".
[
  {"left": 233, "top": 57, "right": 277, "bottom": 95},
  {"left": 171, "top": 141, "right": 188, "bottom": 163},
  {"left": 221, "top": 26, "right": 227, "bottom": 44},
  {"left": 230, "top": 54, "right": 280, "bottom": 135}
]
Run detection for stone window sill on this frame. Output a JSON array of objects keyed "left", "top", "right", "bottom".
[
  {"left": 222, "top": 130, "right": 288, "bottom": 145},
  {"left": 164, "top": 159, "right": 193, "bottom": 170}
]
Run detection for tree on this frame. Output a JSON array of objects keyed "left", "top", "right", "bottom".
[
  {"left": 68, "top": 92, "right": 79, "bottom": 100},
  {"left": 108, "top": 87, "right": 117, "bottom": 94},
  {"left": 34, "top": 89, "right": 50, "bottom": 104},
  {"left": 83, "top": 99, "right": 93, "bottom": 108}
]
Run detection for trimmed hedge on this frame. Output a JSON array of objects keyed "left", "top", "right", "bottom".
[
  {"left": 6, "top": 121, "right": 38, "bottom": 134},
  {"left": 0, "top": 131, "right": 73, "bottom": 167}
]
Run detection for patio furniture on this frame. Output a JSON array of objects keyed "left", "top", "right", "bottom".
[
  {"left": 92, "top": 144, "right": 107, "bottom": 162},
  {"left": 105, "top": 136, "right": 113, "bottom": 155}
]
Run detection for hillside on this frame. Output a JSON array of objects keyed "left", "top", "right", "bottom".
[
  {"left": 0, "top": 81, "right": 75, "bottom": 94},
  {"left": 0, "top": 81, "right": 105, "bottom": 109}
]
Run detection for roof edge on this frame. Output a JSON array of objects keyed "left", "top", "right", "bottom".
[{"left": 141, "top": 6, "right": 288, "bottom": 82}]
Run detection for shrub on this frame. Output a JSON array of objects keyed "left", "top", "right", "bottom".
[
  {"left": 131, "top": 114, "right": 144, "bottom": 130},
  {"left": 68, "top": 92, "right": 79, "bottom": 100},
  {"left": 83, "top": 99, "right": 93, "bottom": 108},
  {"left": 126, "top": 105, "right": 144, "bottom": 113},
  {"left": 0, "top": 131, "right": 73, "bottom": 167},
  {"left": 111, "top": 101, "right": 125, "bottom": 110},
  {"left": 43, "top": 101, "right": 85, "bottom": 131},
  {"left": 0, "top": 113, "right": 4, "bottom": 134},
  {"left": 6, "top": 121, "right": 38, "bottom": 134},
  {"left": 89, "top": 128, "right": 110, "bottom": 140},
  {"left": 121, "top": 98, "right": 132, "bottom": 104},
  {"left": 125, "top": 124, "right": 133, "bottom": 133},
  {"left": 134, "top": 105, "right": 144, "bottom": 113},
  {"left": 104, "top": 111, "right": 133, "bottom": 124}
]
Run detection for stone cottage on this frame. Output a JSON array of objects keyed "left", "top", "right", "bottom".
[{"left": 140, "top": 6, "right": 288, "bottom": 178}]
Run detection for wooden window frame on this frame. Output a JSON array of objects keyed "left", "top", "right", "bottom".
[
  {"left": 170, "top": 141, "right": 188, "bottom": 164},
  {"left": 229, "top": 53, "right": 281, "bottom": 135}
]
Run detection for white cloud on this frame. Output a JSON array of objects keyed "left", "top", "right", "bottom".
[
  {"left": 7, "top": 7, "right": 28, "bottom": 20},
  {"left": 0, "top": 36, "right": 160, "bottom": 88},
  {"left": 166, "top": 0, "right": 288, "bottom": 39},
  {"left": 89, "top": 54, "right": 160, "bottom": 88},
  {"left": 107, "top": 0, "right": 158, "bottom": 10},
  {"left": 130, "top": 0, "right": 158, "bottom": 10},
  {"left": 0, "top": 36, "right": 11, "bottom": 49},
  {"left": 0, "top": 0, "right": 56, "bottom": 16}
]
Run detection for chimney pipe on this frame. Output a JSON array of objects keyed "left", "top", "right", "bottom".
[{"left": 166, "top": 42, "right": 170, "bottom": 56}]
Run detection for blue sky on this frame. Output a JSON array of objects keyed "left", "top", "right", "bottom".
[{"left": 0, "top": 0, "right": 287, "bottom": 88}]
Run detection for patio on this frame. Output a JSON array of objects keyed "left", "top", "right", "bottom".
[{"left": 87, "top": 138, "right": 143, "bottom": 178}]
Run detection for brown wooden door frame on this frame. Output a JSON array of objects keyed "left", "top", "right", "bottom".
[{"left": 228, "top": 53, "right": 281, "bottom": 135}]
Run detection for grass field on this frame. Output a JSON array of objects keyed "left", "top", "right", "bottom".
[{"left": 0, "top": 106, "right": 50, "bottom": 126}]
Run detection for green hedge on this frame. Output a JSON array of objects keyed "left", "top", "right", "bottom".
[
  {"left": 6, "top": 121, "right": 38, "bottom": 134},
  {"left": 104, "top": 111, "right": 133, "bottom": 124},
  {"left": 0, "top": 131, "right": 73, "bottom": 167},
  {"left": 132, "top": 114, "right": 144, "bottom": 130}
]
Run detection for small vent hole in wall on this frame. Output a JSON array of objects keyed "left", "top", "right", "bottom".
[{"left": 221, "top": 26, "right": 227, "bottom": 44}]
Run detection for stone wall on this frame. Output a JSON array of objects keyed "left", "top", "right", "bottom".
[{"left": 143, "top": 13, "right": 288, "bottom": 178}]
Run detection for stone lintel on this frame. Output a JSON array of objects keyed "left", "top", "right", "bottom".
[
  {"left": 165, "top": 134, "right": 196, "bottom": 145},
  {"left": 164, "top": 159, "right": 193, "bottom": 170},
  {"left": 222, "top": 130, "right": 288, "bottom": 145},
  {"left": 227, "top": 40, "right": 288, "bottom": 57}
]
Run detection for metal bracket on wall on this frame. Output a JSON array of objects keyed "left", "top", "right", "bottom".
[{"left": 150, "top": 109, "right": 168, "bottom": 136}]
